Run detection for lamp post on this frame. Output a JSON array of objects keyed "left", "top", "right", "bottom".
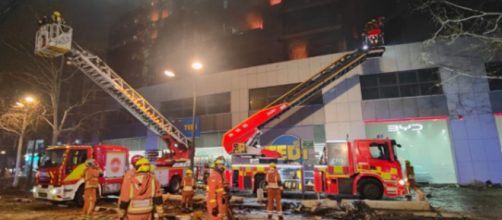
[{"left": 190, "top": 61, "right": 203, "bottom": 171}]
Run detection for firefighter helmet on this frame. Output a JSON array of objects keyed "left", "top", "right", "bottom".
[
  {"left": 135, "top": 158, "right": 150, "bottom": 173},
  {"left": 269, "top": 163, "right": 276, "bottom": 168},
  {"left": 85, "top": 159, "right": 96, "bottom": 166},
  {"left": 214, "top": 159, "right": 225, "bottom": 165},
  {"left": 186, "top": 169, "right": 193, "bottom": 174},
  {"left": 131, "top": 155, "right": 144, "bottom": 166},
  {"left": 52, "top": 11, "right": 61, "bottom": 16}
]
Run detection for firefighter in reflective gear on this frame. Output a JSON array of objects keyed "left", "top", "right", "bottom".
[
  {"left": 206, "top": 159, "right": 227, "bottom": 220},
  {"left": 124, "top": 155, "right": 144, "bottom": 180},
  {"left": 266, "top": 163, "right": 283, "bottom": 220},
  {"left": 82, "top": 159, "right": 102, "bottom": 219},
  {"left": 118, "top": 158, "right": 164, "bottom": 220},
  {"left": 181, "top": 169, "right": 195, "bottom": 211}
]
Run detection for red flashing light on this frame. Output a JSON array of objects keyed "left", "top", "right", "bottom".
[
  {"left": 495, "top": 113, "right": 502, "bottom": 117},
  {"left": 364, "top": 116, "right": 449, "bottom": 124}
]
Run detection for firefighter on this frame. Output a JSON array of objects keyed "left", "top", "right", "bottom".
[
  {"left": 181, "top": 169, "right": 195, "bottom": 211},
  {"left": 266, "top": 163, "right": 283, "bottom": 220},
  {"left": 82, "top": 159, "right": 102, "bottom": 219},
  {"left": 206, "top": 159, "right": 227, "bottom": 220},
  {"left": 118, "top": 158, "right": 165, "bottom": 220},
  {"left": 124, "top": 155, "right": 145, "bottom": 180},
  {"left": 51, "top": 11, "right": 63, "bottom": 24},
  {"left": 405, "top": 160, "right": 416, "bottom": 189}
]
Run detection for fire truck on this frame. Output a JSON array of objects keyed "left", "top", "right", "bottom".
[
  {"left": 221, "top": 25, "right": 408, "bottom": 199},
  {"left": 33, "top": 21, "right": 192, "bottom": 204},
  {"left": 34, "top": 145, "right": 128, "bottom": 205}
]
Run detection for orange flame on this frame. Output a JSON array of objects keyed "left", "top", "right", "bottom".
[
  {"left": 288, "top": 39, "right": 308, "bottom": 60},
  {"left": 246, "top": 11, "right": 263, "bottom": 30}
]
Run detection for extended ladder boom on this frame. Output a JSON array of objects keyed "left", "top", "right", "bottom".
[
  {"left": 222, "top": 47, "right": 384, "bottom": 157},
  {"left": 68, "top": 45, "right": 191, "bottom": 160}
]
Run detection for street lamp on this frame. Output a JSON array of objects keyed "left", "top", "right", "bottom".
[
  {"left": 190, "top": 61, "right": 203, "bottom": 170},
  {"left": 164, "top": 70, "right": 175, "bottom": 78},
  {"left": 0, "top": 150, "right": 6, "bottom": 155},
  {"left": 12, "top": 95, "right": 37, "bottom": 187}
]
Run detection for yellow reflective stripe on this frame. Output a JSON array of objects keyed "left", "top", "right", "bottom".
[
  {"left": 216, "top": 188, "right": 224, "bottom": 192},
  {"left": 257, "top": 166, "right": 265, "bottom": 173},
  {"left": 390, "top": 168, "right": 397, "bottom": 175},
  {"left": 130, "top": 184, "right": 133, "bottom": 200},
  {"left": 63, "top": 163, "right": 87, "bottom": 182},
  {"left": 333, "top": 166, "right": 344, "bottom": 174},
  {"left": 209, "top": 199, "right": 217, "bottom": 204},
  {"left": 151, "top": 177, "right": 155, "bottom": 197}
]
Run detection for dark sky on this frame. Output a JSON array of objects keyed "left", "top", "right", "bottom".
[{"left": 0, "top": 0, "right": 141, "bottom": 101}]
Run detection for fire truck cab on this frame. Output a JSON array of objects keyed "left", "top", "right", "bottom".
[
  {"left": 33, "top": 145, "right": 128, "bottom": 206},
  {"left": 314, "top": 139, "right": 407, "bottom": 200}
]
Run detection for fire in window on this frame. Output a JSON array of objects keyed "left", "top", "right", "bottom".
[
  {"left": 270, "top": 0, "right": 282, "bottom": 6},
  {"left": 288, "top": 39, "right": 308, "bottom": 60},
  {"left": 246, "top": 11, "right": 263, "bottom": 30}
]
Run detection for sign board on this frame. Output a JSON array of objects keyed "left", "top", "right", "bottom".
[
  {"left": 105, "top": 152, "right": 126, "bottom": 178},
  {"left": 174, "top": 116, "right": 200, "bottom": 138}
]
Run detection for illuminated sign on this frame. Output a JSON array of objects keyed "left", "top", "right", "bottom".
[
  {"left": 264, "top": 145, "right": 309, "bottom": 161},
  {"left": 387, "top": 123, "right": 423, "bottom": 132}
]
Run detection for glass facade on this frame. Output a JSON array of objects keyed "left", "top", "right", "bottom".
[
  {"left": 360, "top": 68, "right": 443, "bottom": 100},
  {"left": 365, "top": 119, "right": 457, "bottom": 183}
]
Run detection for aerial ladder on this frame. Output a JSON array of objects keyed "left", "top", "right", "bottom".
[
  {"left": 34, "top": 23, "right": 191, "bottom": 168},
  {"left": 222, "top": 25, "right": 385, "bottom": 158}
]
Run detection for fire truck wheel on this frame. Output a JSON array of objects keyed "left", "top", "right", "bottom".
[
  {"left": 74, "top": 185, "right": 85, "bottom": 207},
  {"left": 358, "top": 178, "right": 383, "bottom": 200},
  {"left": 168, "top": 176, "right": 181, "bottom": 194}
]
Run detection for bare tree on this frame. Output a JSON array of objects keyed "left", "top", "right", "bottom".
[
  {"left": 2, "top": 41, "right": 108, "bottom": 145},
  {"left": 418, "top": 0, "right": 502, "bottom": 78},
  {"left": 0, "top": 99, "right": 41, "bottom": 187}
]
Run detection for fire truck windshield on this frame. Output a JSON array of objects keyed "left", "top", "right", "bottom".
[{"left": 39, "top": 149, "right": 65, "bottom": 168}]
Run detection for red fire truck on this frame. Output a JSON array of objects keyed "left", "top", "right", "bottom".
[
  {"left": 222, "top": 25, "right": 408, "bottom": 199},
  {"left": 33, "top": 21, "right": 192, "bottom": 203},
  {"left": 314, "top": 140, "right": 406, "bottom": 199},
  {"left": 33, "top": 145, "right": 128, "bottom": 205}
]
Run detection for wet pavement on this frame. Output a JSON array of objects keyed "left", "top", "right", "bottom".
[
  {"left": 422, "top": 185, "right": 502, "bottom": 219},
  {"left": 0, "top": 184, "right": 501, "bottom": 219}
]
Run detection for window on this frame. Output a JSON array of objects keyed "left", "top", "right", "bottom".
[
  {"left": 486, "top": 62, "right": 502, "bottom": 91},
  {"left": 360, "top": 68, "right": 442, "bottom": 100},
  {"left": 369, "top": 143, "right": 390, "bottom": 161},
  {"left": 67, "top": 150, "right": 88, "bottom": 168},
  {"left": 40, "top": 149, "right": 65, "bottom": 168},
  {"left": 249, "top": 83, "right": 323, "bottom": 111},
  {"left": 161, "top": 92, "right": 230, "bottom": 118}
]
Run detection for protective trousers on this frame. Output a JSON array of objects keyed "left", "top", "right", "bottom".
[
  {"left": 181, "top": 190, "right": 194, "bottom": 209},
  {"left": 82, "top": 188, "right": 97, "bottom": 217},
  {"left": 267, "top": 188, "right": 282, "bottom": 216}
]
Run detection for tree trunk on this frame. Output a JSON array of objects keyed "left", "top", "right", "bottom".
[
  {"left": 12, "top": 113, "right": 27, "bottom": 187},
  {"left": 51, "top": 128, "right": 59, "bottom": 145}
]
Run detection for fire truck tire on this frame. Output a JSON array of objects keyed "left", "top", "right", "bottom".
[
  {"left": 168, "top": 175, "right": 181, "bottom": 194},
  {"left": 358, "top": 178, "right": 383, "bottom": 200},
  {"left": 253, "top": 174, "right": 266, "bottom": 195},
  {"left": 74, "top": 185, "right": 85, "bottom": 207}
]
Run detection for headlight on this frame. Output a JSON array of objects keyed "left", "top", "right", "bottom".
[
  {"left": 50, "top": 188, "right": 61, "bottom": 195},
  {"left": 31, "top": 187, "right": 37, "bottom": 193},
  {"left": 398, "top": 179, "right": 406, "bottom": 186}
]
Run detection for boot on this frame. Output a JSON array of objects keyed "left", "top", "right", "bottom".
[
  {"left": 267, "top": 214, "right": 272, "bottom": 219},
  {"left": 278, "top": 215, "right": 283, "bottom": 220}
]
